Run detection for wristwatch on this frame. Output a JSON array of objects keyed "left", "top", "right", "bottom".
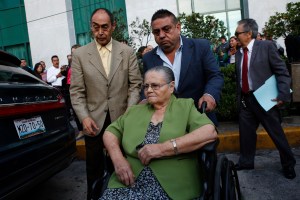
[{"left": 170, "top": 139, "right": 178, "bottom": 155}]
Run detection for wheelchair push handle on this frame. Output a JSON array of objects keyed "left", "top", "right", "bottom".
[{"left": 200, "top": 101, "right": 207, "bottom": 114}]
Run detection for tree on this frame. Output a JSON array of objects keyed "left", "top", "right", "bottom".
[
  {"left": 129, "top": 17, "right": 152, "bottom": 50},
  {"left": 178, "top": 12, "right": 228, "bottom": 45},
  {"left": 263, "top": 2, "right": 300, "bottom": 63},
  {"left": 112, "top": 8, "right": 129, "bottom": 42},
  {"left": 263, "top": 2, "right": 300, "bottom": 39}
]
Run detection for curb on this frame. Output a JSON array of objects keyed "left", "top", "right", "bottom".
[
  {"left": 75, "top": 126, "right": 300, "bottom": 160},
  {"left": 217, "top": 126, "right": 300, "bottom": 152}
]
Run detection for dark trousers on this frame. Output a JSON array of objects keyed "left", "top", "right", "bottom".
[
  {"left": 65, "top": 85, "right": 83, "bottom": 131},
  {"left": 85, "top": 113, "right": 111, "bottom": 200},
  {"left": 238, "top": 93, "right": 296, "bottom": 168}
]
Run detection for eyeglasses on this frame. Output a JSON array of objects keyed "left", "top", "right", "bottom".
[
  {"left": 235, "top": 31, "right": 248, "bottom": 37},
  {"left": 142, "top": 82, "right": 170, "bottom": 91}
]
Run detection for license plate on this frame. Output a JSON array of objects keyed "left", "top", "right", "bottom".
[{"left": 14, "top": 116, "right": 46, "bottom": 139}]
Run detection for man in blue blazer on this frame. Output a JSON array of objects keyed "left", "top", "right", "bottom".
[
  {"left": 234, "top": 18, "right": 296, "bottom": 179},
  {"left": 143, "top": 9, "right": 224, "bottom": 125}
]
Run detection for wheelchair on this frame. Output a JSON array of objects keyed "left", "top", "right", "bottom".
[{"left": 92, "top": 103, "right": 241, "bottom": 200}]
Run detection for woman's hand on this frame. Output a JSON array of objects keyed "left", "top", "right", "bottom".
[
  {"left": 103, "top": 132, "right": 134, "bottom": 186},
  {"left": 138, "top": 144, "right": 163, "bottom": 165},
  {"left": 114, "top": 157, "right": 135, "bottom": 186}
]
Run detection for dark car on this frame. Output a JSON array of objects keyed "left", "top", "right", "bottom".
[{"left": 0, "top": 51, "right": 76, "bottom": 200}]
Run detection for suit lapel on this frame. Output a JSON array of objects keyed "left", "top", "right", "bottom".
[
  {"left": 236, "top": 49, "right": 242, "bottom": 81},
  {"left": 150, "top": 48, "right": 164, "bottom": 67},
  {"left": 250, "top": 40, "right": 259, "bottom": 75},
  {"left": 178, "top": 37, "right": 193, "bottom": 91},
  {"left": 108, "top": 40, "right": 122, "bottom": 84},
  {"left": 88, "top": 41, "right": 108, "bottom": 79}
]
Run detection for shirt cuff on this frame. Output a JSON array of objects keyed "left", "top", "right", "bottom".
[{"left": 203, "top": 93, "right": 216, "bottom": 103}]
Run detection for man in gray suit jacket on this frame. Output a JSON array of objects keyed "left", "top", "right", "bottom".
[
  {"left": 234, "top": 19, "right": 296, "bottom": 179},
  {"left": 70, "top": 8, "right": 142, "bottom": 199}
]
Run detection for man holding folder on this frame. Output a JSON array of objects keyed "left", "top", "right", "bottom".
[{"left": 234, "top": 18, "right": 296, "bottom": 179}]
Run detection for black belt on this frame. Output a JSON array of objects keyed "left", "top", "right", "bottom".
[{"left": 241, "top": 91, "right": 254, "bottom": 97}]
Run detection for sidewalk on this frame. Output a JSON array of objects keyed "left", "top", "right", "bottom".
[
  {"left": 217, "top": 115, "right": 300, "bottom": 152},
  {"left": 74, "top": 116, "right": 300, "bottom": 160},
  {"left": 19, "top": 147, "right": 300, "bottom": 200}
]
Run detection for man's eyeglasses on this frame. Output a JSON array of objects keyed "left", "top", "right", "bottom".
[
  {"left": 142, "top": 82, "right": 170, "bottom": 91},
  {"left": 235, "top": 31, "right": 248, "bottom": 37}
]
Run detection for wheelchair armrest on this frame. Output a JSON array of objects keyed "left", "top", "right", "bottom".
[{"left": 201, "top": 139, "right": 219, "bottom": 152}]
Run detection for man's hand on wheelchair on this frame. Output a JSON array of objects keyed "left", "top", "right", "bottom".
[
  {"left": 198, "top": 94, "right": 216, "bottom": 112},
  {"left": 114, "top": 157, "right": 135, "bottom": 186}
]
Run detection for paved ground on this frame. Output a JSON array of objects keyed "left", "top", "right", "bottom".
[
  {"left": 17, "top": 115, "right": 300, "bottom": 199},
  {"left": 224, "top": 147, "right": 300, "bottom": 200},
  {"left": 18, "top": 147, "right": 300, "bottom": 200}
]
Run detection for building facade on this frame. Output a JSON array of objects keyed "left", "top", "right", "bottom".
[{"left": 0, "top": 0, "right": 297, "bottom": 68}]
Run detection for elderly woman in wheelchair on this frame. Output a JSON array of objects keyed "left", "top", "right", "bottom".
[{"left": 100, "top": 66, "right": 218, "bottom": 200}]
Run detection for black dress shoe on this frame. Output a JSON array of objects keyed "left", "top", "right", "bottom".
[
  {"left": 283, "top": 166, "right": 296, "bottom": 179},
  {"left": 234, "top": 163, "right": 254, "bottom": 171}
]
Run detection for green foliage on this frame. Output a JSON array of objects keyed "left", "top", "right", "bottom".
[
  {"left": 216, "top": 64, "right": 238, "bottom": 121},
  {"left": 178, "top": 12, "right": 227, "bottom": 44},
  {"left": 112, "top": 9, "right": 129, "bottom": 42},
  {"left": 129, "top": 17, "right": 152, "bottom": 50},
  {"left": 263, "top": 2, "right": 300, "bottom": 39}
]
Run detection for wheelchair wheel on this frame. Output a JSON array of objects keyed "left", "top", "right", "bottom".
[{"left": 213, "top": 155, "right": 241, "bottom": 200}]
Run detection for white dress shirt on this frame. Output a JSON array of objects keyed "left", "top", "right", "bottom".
[
  {"left": 240, "top": 39, "right": 255, "bottom": 91},
  {"left": 47, "top": 66, "right": 65, "bottom": 86}
]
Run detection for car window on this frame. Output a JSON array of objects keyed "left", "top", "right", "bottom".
[{"left": 0, "top": 71, "right": 40, "bottom": 83}]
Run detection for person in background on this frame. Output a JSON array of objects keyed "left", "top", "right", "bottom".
[
  {"left": 256, "top": 32, "right": 262, "bottom": 40},
  {"left": 20, "top": 58, "right": 34, "bottom": 75},
  {"left": 143, "top": 9, "right": 224, "bottom": 125},
  {"left": 137, "top": 46, "right": 147, "bottom": 75},
  {"left": 147, "top": 44, "right": 154, "bottom": 51},
  {"left": 121, "top": 40, "right": 128, "bottom": 45},
  {"left": 47, "top": 55, "right": 65, "bottom": 92},
  {"left": 100, "top": 66, "right": 217, "bottom": 200},
  {"left": 33, "top": 62, "right": 44, "bottom": 80},
  {"left": 40, "top": 60, "right": 48, "bottom": 82},
  {"left": 66, "top": 44, "right": 83, "bottom": 139},
  {"left": 234, "top": 18, "right": 296, "bottom": 179},
  {"left": 215, "top": 36, "right": 230, "bottom": 67},
  {"left": 70, "top": 8, "right": 142, "bottom": 200},
  {"left": 265, "top": 33, "right": 285, "bottom": 56},
  {"left": 67, "top": 54, "right": 72, "bottom": 66},
  {"left": 228, "top": 36, "right": 240, "bottom": 64},
  {"left": 40, "top": 60, "right": 47, "bottom": 71}
]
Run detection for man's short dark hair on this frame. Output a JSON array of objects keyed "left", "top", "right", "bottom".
[
  {"left": 220, "top": 36, "right": 227, "bottom": 41},
  {"left": 151, "top": 9, "right": 178, "bottom": 24},
  {"left": 238, "top": 18, "right": 258, "bottom": 39},
  {"left": 71, "top": 44, "right": 81, "bottom": 50},
  {"left": 51, "top": 55, "right": 59, "bottom": 61},
  {"left": 90, "top": 8, "right": 114, "bottom": 25}
]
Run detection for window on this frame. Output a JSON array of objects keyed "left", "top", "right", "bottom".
[
  {"left": 178, "top": 0, "right": 193, "bottom": 15},
  {"left": 194, "top": 0, "right": 225, "bottom": 13},
  {"left": 177, "top": 0, "right": 242, "bottom": 37}
]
